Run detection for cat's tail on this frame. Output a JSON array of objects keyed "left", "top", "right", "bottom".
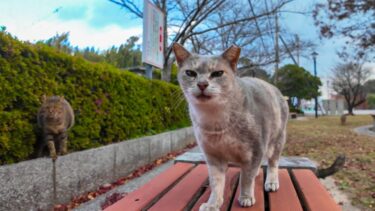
[{"left": 316, "top": 154, "right": 346, "bottom": 179}]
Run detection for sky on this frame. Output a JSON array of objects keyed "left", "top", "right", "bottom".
[
  {"left": 0, "top": 0, "right": 373, "bottom": 81},
  {"left": 0, "top": 0, "right": 143, "bottom": 49}
]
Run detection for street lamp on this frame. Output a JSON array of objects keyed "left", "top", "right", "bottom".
[{"left": 312, "top": 51, "right": 318, "bottom": 118}]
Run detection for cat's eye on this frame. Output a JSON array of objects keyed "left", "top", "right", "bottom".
[
  {"left": 211, "top": 70, "right": 224, "bottom": 78},
  {"left": 185, "top": 70, "right": 197, "bottom": 77}
]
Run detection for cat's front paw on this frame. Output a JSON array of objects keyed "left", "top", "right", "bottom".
[
  {"left": 199, "top": 203, "right": 220, "bottom": 211},
  {"left": 50, "top": 153, "right": 57, "bottom": 161},
  {"left": 264, "top": 181, "right": 279, "bottom": 192},
  {"left": 51, "top": 156, "right": 57, "bottom": 161},
  {"left": 238, "top": 195, "right": 255, "bottom": 207}
]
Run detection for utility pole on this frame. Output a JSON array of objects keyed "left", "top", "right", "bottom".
[
  {"left": 295, "top": 34, "right": 300, "bottom": 66},
  {"left": 312, "top": 51, "right": 319, "bottom": 118},
  {"left": 274, "top": 10, "right": 279, "bottom": 82}
]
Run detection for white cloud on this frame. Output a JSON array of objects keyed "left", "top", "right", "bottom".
[
  {"left": 5, "top": 18, "right": 142, "bottom": 50},
  {"left": 0, "top": 0, "right": 142, "bottom": 50}
]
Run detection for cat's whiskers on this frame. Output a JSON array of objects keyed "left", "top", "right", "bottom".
[
  {"left": 170, "top": 89, "right": 184, "bottom": 99},
  {"left": 171, "top": 94, "right": 186, "bottom": 111}
]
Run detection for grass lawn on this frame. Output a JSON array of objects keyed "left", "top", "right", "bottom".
[{"left": 283, "top": 115, "right": 375, "bottom": 210}]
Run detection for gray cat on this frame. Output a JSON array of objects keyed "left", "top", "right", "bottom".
[{"left": 172, "top": 43, "right": 289, "bottom": 210}]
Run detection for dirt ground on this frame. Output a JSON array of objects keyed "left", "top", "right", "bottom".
[{"left": 320, "top": 176, "right": 361, "bottom": 211}]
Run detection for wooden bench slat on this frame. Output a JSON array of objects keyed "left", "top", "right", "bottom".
[
  {"left": 104, "top": 162, "right": 194, "bottom": 211},
  {"left": 292, "top": 169, "right": 341, "bottom": 211},
  {"left": 107, "top": 162, "right": 341, "bottom": 211},
  {"left": 269, "top": 169, "right": 303, "bottom": 211},
  {"left": 148, "top": 164, "right": 209, "bottom": 211},
  {"left": 231, "top": 170, "right": 264, "bottom": 211},
  {"left": 191, "top": 167, "right": 240, "bottom": 211}
]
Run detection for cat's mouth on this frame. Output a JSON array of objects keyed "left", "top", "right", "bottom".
[{"left": 196, "top": 93, "right": 212, "bottom": 101}]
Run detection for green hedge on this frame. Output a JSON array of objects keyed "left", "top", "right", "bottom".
[
  {"left": 0, "top": 32, "right": 190, "bottom": 165},
  {"left": 289, "top": 107, "right": 304, "bottom": 114}
]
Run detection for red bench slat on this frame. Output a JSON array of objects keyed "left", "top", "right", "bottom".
[
  {"left": 292, "top": 169, "right": 341, "bottom": 211},
  {"left": 231, "top": 170, "right": 264, "bottom": 211},
  {"left": 104, "top": 162, "right": 194, "bottom": 211},
  {"left": 148, "top": 164, "right": 209, "bottom": 211},
  {"left": 107, "top": 162, "right": 342, "bottom": 211},
  {"left": 269, "top": 169, "right": 303, "bottom": 211},
  {"left": 191, "top": 167, "right": 240, "bottom": 211}
]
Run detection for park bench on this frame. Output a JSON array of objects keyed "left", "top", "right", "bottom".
[
  {"left": 105, "top": 152, "right": 341, "bottom": 211},
  {"left": 289, "top": 112, "right": 298, "bottom": 119}
]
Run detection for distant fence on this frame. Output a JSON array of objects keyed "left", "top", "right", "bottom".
[{"left": 0, "top": 127, "right": 195, "bottom": 211}]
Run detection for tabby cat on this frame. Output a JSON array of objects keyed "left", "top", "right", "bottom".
[
  {"left": 173, "top": 43, "right": 289, "bottom": 210},
  {"left": 37, "top": 95, "right": 74, "bottom": 160}
]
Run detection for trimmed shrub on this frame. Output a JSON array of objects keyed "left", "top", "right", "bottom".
[
  {"left": 0, "top": 32, "right": 190, "bottom": 165},
  {"left": 289, "top": 107, "right": 304, "bottom": 114}
]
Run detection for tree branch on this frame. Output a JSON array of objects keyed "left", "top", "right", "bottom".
[{"left": 108, "top": 0, "right": 143, "bottom": 18}]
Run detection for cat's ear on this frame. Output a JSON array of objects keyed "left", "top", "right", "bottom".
[
  {"left": 221, "top": 45, "right": 241, "bottom": 72},
  {"left": 172, "top": 43, "right": 191, "bottom": 67}
]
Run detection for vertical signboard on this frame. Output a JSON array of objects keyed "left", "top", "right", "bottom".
[{"left": 142, "top": 0, "right": 164, "bottom": 69}]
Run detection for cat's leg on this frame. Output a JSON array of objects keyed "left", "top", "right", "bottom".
[
  {"left": 199, "top": 156, "right": 227, "bottom": 211},
  {"left": 238, "top": 162, "right": 260, "bottom": 207},
  {"left": 265, "top": 158, "right": 279, "bottom": 192},
  {"left": 57, "top": 132, "right": 68, "bottom": 155},
  {"left": 265, "top": 130, "right": 286, "bottom": 192},
  {"left": 61, "top": 138, "right": 67, "bottom": 155},
  {"left": 46, "top": 135, "right": 57, "bottom": 160}
]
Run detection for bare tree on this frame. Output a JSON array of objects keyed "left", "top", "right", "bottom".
[
  {"left": 185, "top": 1, "right": 315, "bottom": 72},
  {"left": 109, "top": 0, "right": 294, "bottom": 81},
  {"left": 331, "top": 62, "right": 371, "bottom": 114},
  {"left": 313, "top": 0, "right": 375, "bottom": 59}
]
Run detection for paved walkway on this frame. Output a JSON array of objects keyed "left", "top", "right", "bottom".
[{"left": 353, "top": 124, "right": 375, "bottom": 137}]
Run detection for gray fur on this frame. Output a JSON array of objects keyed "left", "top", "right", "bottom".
[
  {"left": 173, "top": 43, "right": 289, "bottom": 210},
  {"left": 37, "top": 95, "right": 74, "bottom": 160}
]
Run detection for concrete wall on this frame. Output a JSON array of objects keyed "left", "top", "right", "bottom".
[{"left": 0, "top": 127, "right": 194, "bottom": 211}]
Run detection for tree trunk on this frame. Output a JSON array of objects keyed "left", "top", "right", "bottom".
[
  {"left": 347, "top": 105, "right": 354, "bottom": 115},
  {"left": 161, "top": 62, "right": 171, "bottom": 82},
  {"left": 296, "top": 98, "right": 301, "bottom": 108},
  {"left": 162, "top": 59, "right": 173, "bottom": 82}
]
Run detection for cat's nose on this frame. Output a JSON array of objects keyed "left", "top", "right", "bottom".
[{"left": 197, "top": 81, "right": 208, "bottom": 91}]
